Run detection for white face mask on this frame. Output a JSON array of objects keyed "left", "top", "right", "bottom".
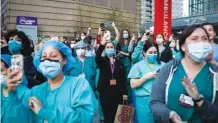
[
  {"left": 81, "top": 36, "right": 85, "bottom": 40},
  {"left": 0, "top": 74, "right": 7, "bottom": 86},
  {"left": 188, "top": 42, "right": 211, "bottom": 62},
  {"left": 156, "top": 38, "right": 163, "bottom": 45},
  {"left": 76, "top": 49, "right": 86, "bottom": 57},
  {"left": 70, "top": 44, "right": 75, "bottom": 48}
]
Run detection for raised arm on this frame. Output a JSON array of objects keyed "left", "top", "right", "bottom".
[
  {"left": 87, "top": 27, "right": 91, "bottom": 36},
  {"left": 128, "top": 33, "right": 136, "bottom": 53},
  {"left": 95, "top": 33, "right": 107, "bottom": 68},
  {"left": 131, "top": 33, "right": 148, "bottom": 64},
  {"left": 112, "top": 22, "right": 120, "bottom": 42}
]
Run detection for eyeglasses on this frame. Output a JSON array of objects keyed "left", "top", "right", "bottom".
[{"left": 40, "top": 59, "right": 62, "bottom": 62}]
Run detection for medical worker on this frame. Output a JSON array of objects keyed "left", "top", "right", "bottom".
[
  {"left": 116, "top": 29, "right": 132, "bottom": 102},
  {"left": 131, "top": 33, "right": 150, "bottom": 64},
  {"left": 150, "top": 25, "right": 218, "bottom": 123},
  {"left": 1, "top": 54, "right": 30, "bottom": 123},
  {"left": 95, "top": 33, "right": 128, "bottom": 123},
  {"left": 6, "top": 40, "right": 97, "bottom": 123},
  {"left": 128, "top": 41, "right": 165, "bottom": 123},
  {"left": 70, "top": 41, "right": 97, "bottom": 90},
  {"left": 155, "top": 34, "right": 173, "bottom": 63}
]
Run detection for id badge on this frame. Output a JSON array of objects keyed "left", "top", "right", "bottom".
[
  {"left": 110, "top": 79, "right": 116, "bottom": 85},
  {"left": 79, "top": 73, "right": 86, "bottom": 78},
  {"left": 179, "top": 94, "right": 194, "bottom": 108}
]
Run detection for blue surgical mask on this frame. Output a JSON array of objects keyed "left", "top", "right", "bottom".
[
  {"left": 8, "top": 40, "right": 22, "bottom": 54},
  {"left": 123, "top": 34, "right": 129, "bottom": 39},
  {"left": 188, "top": 42, "right": 211, "bottom": 63},
  {"left": 39, "top": 60, "right": 62, "bottom": 79},
  {"left": 146, "top": 54, "right": 158, "bottom": 64},
  {"left": 105, "top": 48, "right": 115, "bottom": 57}
]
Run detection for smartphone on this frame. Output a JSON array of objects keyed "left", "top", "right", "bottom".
[
  {"left": 11, "top": 54, "right": 24, "bottom": 83},
  {"left": 100, "top": 23, "right": 105, "bottom": 32},
  {"left": 104, "top": 22, "right": 112, "bottom": 27}
]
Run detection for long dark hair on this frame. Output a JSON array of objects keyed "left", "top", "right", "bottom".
[
  {"left": 179, "top": 25, "right": 209, "bottom": 57},
  {"left": 5, "top": 29, "right": 34, "bottom": 56},
  {"left": 118, "top": 29, "right": 131, "bottom": 51},
  {"left": 143, "top": 41, "right": 161, "bottom": 64}
]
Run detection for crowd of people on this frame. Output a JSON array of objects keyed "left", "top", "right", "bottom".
[{"left": 1, "top": 21, "right": 218, "bottom": 123}]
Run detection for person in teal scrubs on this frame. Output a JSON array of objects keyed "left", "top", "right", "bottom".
[
  {"left": 115, "top": 29, "right": 132, "bottom": 102},
  {"left": 131, "top": 33, "right": 151, "bottom": 64},
  {"left": 128, "top": 41, "right": 165, "bottom": 123},
  {"left": 6, "top": 40, "right": 97, "bottom": 123},
  {"left": 150, "top": 25, "right": 218, "bottom": 123},
  {"left": 70, "top": 41, "right": 97, "bottom": 90},
  {"left": 1, "top": 54, "right": 31, "bottom": 123}
]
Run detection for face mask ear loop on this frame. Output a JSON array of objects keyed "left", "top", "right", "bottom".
[{"left": 58, "top": 58, "right": 64, "bottom": 69}]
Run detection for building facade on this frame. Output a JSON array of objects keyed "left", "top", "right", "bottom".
[
  {"left": 141, "top": 0, "right": 184, "bottom": 25},
  {"left": 172, "top": 0, "right": 184, "bottom": 19},
  {"left": 141, "top": 0, "right": 154, "bottom": 24},
  {"left": 1, "top": 0, "right": 141, "bottom": 37},
  {"left": 189, "top": 0, "right": 218, "bottom": 16}
]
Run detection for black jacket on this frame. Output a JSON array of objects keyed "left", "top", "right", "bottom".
[
  {"left": 159, "top": 46, "right": 173, "bottom": 63},
  {"left": 95, "top": 45, "right": 127, "bottom": 97}
]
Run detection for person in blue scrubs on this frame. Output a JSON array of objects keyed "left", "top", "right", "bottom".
[
  {"left": 6, "top": 40, "right": 98, "bottom": 123},
  {"left": 70, "top": 41, "right": 97, "bottom": 90},
  {"left": 128, "top": 41, "right": 165, "bottom": 123},
  {"left": 1, "top": 54, "right": 30, "bottom": 123}
]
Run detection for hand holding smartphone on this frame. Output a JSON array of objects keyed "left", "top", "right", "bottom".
[{"left": 11, "top": 55, "right": 24, "bottom": 83}]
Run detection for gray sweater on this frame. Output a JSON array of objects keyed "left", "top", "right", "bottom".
[{"left": 150, "top": 59, "right": 218, "bottom": 123}]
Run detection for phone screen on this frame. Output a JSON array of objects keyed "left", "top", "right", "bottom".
[{"left": 104, "top": 22, "right": 112, "bottom": 27}]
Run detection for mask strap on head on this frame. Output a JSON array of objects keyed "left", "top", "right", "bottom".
[{"left": 40, "top": 59, "right": 62, "bottom": 63}]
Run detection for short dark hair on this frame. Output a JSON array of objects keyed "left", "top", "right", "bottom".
[
  {"left": 179, "top": 25, "right": 209, "bottom": 57},
  {"left": 6, "top": 29, "right": 34, "bottom": 56},
  {"left": 201, "top": 22, "right": 214, "bottom": 29},
  {"left": 81, "top": 32, "right": 87, "bottom": 36},
  {"left": 143, "top": 41, "right": 160, "bottom": 64},
  {"left": 1, "top": 59, "right": 9, "bottom": 68},
  {"left": 63, "top": 36, "right": 67, "bottom": 40}
]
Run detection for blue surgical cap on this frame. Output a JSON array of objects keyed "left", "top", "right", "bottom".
[
  {"left": 33, "top": 40, "right": 75, "bottom": 73},
  {"left": 1, "top": 54, "right": 12, "bottom": 67},
  {"left": 74, "top": 41, "right": 87, "bottom": 49}
]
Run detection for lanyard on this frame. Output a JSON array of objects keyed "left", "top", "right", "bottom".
[{"left": 110, "top": 60, "right": 115, "bottom": 79}]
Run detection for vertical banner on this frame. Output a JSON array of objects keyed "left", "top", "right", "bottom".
[
  {"left": 154, "top": 0, "right": 172, "bottom": 42},
  {"left": 16, "top": 16, "right": 38, "bottom": 45}
]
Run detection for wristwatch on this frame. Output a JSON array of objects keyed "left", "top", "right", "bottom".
[{"left": 193, "top": 94, "right": 204, "bottom": 103}]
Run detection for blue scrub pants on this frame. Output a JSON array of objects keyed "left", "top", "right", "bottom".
[{"left": 135, "top": 96, "right": 153, "bottom": 123}]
